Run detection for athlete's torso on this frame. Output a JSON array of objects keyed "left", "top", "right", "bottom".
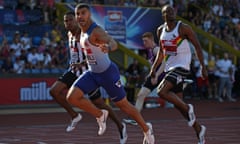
[
  {"left": 160, "top": 21, "right": 192, "bottom": 71},
  {"left": 80, "top": 22, "right": 111, "bottom": 73},
  {"left": 68, "top": 31, "right": 87, "bottom": 74}
]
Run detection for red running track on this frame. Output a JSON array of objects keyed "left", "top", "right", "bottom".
[{"left": 0, "top": 99, "right": 240, "bottom": 144}]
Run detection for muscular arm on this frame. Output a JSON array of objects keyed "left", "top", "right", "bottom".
[
  {"left": 90, "top": 27, "right": 118, "bottom": 52},
  {"left": 150, "top": 25, "right": 164, "bottom": 77},
  {"left": 180, "top": 23, "right": 208, "bottom": 78}
]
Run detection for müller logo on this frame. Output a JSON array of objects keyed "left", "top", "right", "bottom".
[
  {"left": 108, "top": 11, "right": 122, "bottom": 21},
  {"left": 20, "top": 82, "right": 53, "bottom": 101}
]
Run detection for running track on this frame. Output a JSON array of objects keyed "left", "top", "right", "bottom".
[{"left": 0, "top": 99, "right": 239, "bottom": 144}]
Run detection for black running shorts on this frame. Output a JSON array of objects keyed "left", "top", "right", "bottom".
[
  {"left": 162, "top": 67, "right": 190, "bottom": 93},
  {"left": 58, "top": 71, "right": 78, "bottom": 88},
  {"left": 143, "top": 73, "right": 165, "bottom": 91}
]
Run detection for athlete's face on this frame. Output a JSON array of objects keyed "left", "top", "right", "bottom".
[
  {"left": 75, "top": 7, "right": 91, "bottom": 27},
  {"left": 142, "top": 37, "right": 153, "bottom": 49},
  {"left": 162, "top": 6, "right": 175, "bottom": 22},
  {"left": 64, "top": 14, "right": 77, "bottom": 31}
]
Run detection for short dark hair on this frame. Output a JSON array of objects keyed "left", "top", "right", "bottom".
[
  {"left": 142, "top": 32, "right": 154, "bottom": 40},
  {"left": 75, "top": 3, "right": 90, "bottom": 10},
  {"left": 65, "top": 11, "right": 75, "bottom": 16}
]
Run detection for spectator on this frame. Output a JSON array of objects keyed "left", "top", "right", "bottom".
[
  {"left": 10, "top": 36, "right": 23, "bottom": 57},
  {"left": 38, "top": 49, "right": 52, "bottom": 69},
  {"left": 42, "top": 32, "right": 51, "bottom": 46},
  {"left": 231, "top": 11, "right": 239, "bottom": 25},
  {"left": 194, "top": 59, "right": 209, "bottom": 99},
  {"left": 14, "top": 31, "right": 21, "bottom": 40},
  {"left": 27, "top": 47, "right": 40, "bottom": 69},
  {"left": 38, "top": 39, "right": 47, "bottom": 53},
  {"left": 49, "top": 38, "right": 58, "bottom": 48},
  {"left": 20, "top": 31, "right": 32, "bottom": 51},
  {"left": 211, "top": 0, "right": 224, "bottom": 16},
  {"left": 0, "top": 38, "right": 11, "bottom": 59},
  {"left": 203, "top": 13, "right": 213, "bottom": 32},
  {"left": 51, "top": 25, "right": 62, "bottom": 44},
  {"left": 216, "top": 52, "right": 236, "bottom": 102},
  {"left": 207, "top": 55, "right": 218, "bottom": 99},
  {"left": 13, "top": 56, "right": 25, "bottom": 74},
  {"left": 8, "top": 48, "right": 17, "bottom": 65},
  {"left": 125, "top": 59, "right": 141, "bottom": 104},
  {"left": 1, "top": 57, "right": 14, "bottom": 73},
  {"left": 57, "top": 47, "right": 68, "bottom": 69},
  {"left": 49, "top": 46, "right": 60, "bottom": 68},
  {"left": 19, "top": 49, "right": 29, "bottom": 68}
]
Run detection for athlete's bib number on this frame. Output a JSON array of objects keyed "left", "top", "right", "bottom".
[{"left": 87, "top": 55, "right": 97, "bottom": 65}]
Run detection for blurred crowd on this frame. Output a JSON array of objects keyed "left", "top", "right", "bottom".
[
  {"left": 188, "top": 52, "right": 239, "bottom": 102},
  {"left": 182, "top": 0, "right": 240, "bottom": 51},
  {"left": 0, "top": 0, "right": 67, "bottom": 74},
  {"left": 0, "top": 27, "right": 68, "bottom": 74}
]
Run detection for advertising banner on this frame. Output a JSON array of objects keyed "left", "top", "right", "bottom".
[
  {"left": 65, "top": 4, "right": 163, "bottom": 49},
  {"left": 0, "top": 78, "right": 57, "bottom": 105}
]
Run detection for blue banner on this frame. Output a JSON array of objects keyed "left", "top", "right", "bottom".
[{"left": 65, "top": 4, "right": 163, "bottom": 49}]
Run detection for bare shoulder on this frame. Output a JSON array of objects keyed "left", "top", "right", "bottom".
[
  {"left": 91, "top": 26, "right": 112, "bottom": 44},
  {"left": 90, "top": 26, "right": 108, "bottom": 43},
  {"left": 157, "top": 24, "right": 164, "bottom": 32},
  {"left": 92, "top": 26, "right": 106, "bottom": 37},
  {"left": 179, "top": 22, "right": 194, "bottom": 38},
  {"left": 157, "top": 24, "right": 164, "bottom": 38},
  {"left": 180, "top": 22, "right": 193, "bottom": 33}
]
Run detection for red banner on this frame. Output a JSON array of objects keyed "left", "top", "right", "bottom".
[{"left": 0, "top": 77, "right": 57, "bottom": 105}]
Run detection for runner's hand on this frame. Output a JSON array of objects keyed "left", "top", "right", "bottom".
[
  {"left": 98, "top": 44, "right": 111, "bottom": 53},
  {"left": 151, "top": 76, "right": 158, "bottom": 85},
  {"left": 201, "top": 66, "right": 208, "bottom": 80}
]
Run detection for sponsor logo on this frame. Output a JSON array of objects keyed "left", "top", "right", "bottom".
[
  {"left": 20, "top": 82, "right": 53, "bottom": 101},
  {"left": 115, "top": 80, "right": 122, "bottom": 88},
  {"left": 108, "top": 11, "right": 122, "bottom": 21}
]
